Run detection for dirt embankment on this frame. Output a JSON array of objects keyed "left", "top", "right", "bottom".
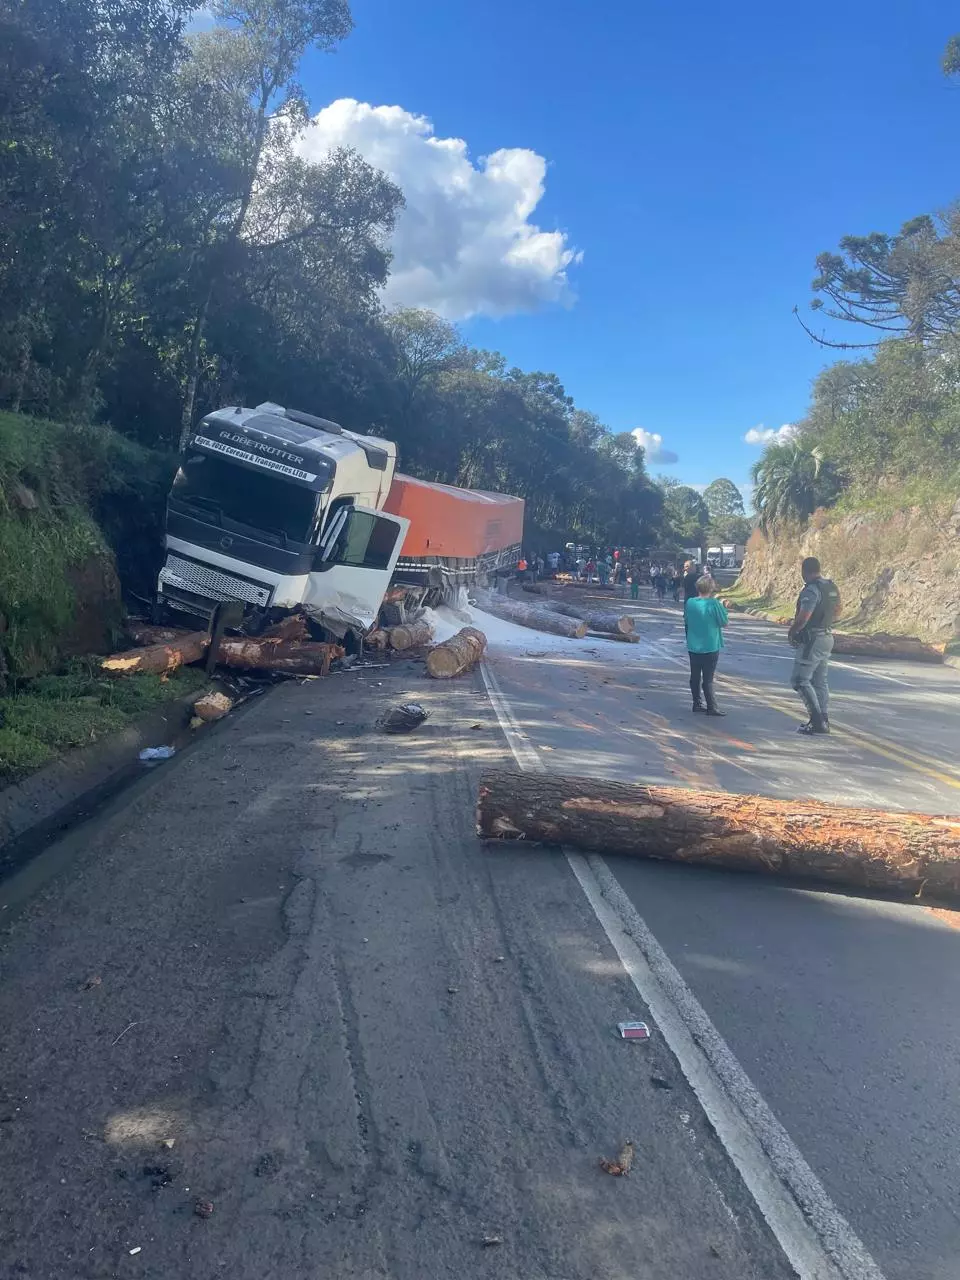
[{"left": 736, "top": 502, "right": 960, "bottom": 652}]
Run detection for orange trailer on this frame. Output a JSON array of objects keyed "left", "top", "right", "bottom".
[{"left": 383, "top": 473, "right": 524, "bottom": 590}]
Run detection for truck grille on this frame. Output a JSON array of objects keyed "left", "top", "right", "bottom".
[{"left": 159, "top": 554, "right": 272, "bottom": 606}]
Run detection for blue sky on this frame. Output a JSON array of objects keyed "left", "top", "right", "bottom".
[{"left": 291, "top": 0, "right": 957, "bottom": 499}]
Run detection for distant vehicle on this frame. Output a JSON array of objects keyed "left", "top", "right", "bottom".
[{"left": 707, "top": 544, "right": 746, "bottom": 569}]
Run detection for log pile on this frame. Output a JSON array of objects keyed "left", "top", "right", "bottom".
[
  {"left": 103, "top": 630, "right": 343, "bottom": 677},
  {"left": 426, "top": 627, "right": 487, "bottom": 679},
  {"left": 476, "top": 769, "right": 960, "bottom": 898},
  {"left": 473, "top": 592, "right": 587, "bottom": 639}
]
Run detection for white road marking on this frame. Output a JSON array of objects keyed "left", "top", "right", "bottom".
[{"left": 480, "top": 654, "right": 887, "bottom": 1280}]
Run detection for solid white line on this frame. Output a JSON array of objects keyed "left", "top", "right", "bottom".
[{"left": 479, "top": 654, "right": 887, "bottom": 1280}]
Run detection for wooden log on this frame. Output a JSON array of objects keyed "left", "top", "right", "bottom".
[
  {"left": 476, "top": 770, "right": 960, "bottom": 898},
  {"left": 587, "top": 630, "right": 639, "bottom": 643},
  {"left": 520, "top": 582, "right": 554, "bottom": 597},
  {"left": 103, "top": 634, "right": 342, "bottom": 677},
  {"left": 261, "top": 614, "right": 310, "bottom": 642},
  {"left": 426, "top": 626, "right": 487, "bottom": 679},
  {"left": 388, "top": 619, "right": 434, "bottom": 651},
  {"left": 216, "top": 637, "right": 343, "bottom": 675},
  {"left": 473, "top": 592, "right": 587, "bottom": 639},
  {"left": 831, "top": 632, "right": 944, "bottom": 663},
  {"left": 125, "top": 622, "right": 196, "bottom": 648},
  {"left": 103, "top": 632, "right": 210, "bottom": 674},
  {"left": 542, "top": 600, "right": 634, "bottom": 635}
]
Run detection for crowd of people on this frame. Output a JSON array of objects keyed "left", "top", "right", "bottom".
[{"left": 515, "top": 547, "right": 840, "bottom": 736}]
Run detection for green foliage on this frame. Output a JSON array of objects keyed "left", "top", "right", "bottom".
[
  {"left": 0, "top": 411, "right": 171, "bottom": 677},
  {"left": 0, "top": 662, "right": 206, "bottom": 780},
  {"left": 702, "top": 478, "right": 744, "bottom": 519},
  {"left": 660, "top": 484, "right": 709, "bottom": 547},
  {"left": 751, "top": 442, "right": 841, "bottom": 529}
]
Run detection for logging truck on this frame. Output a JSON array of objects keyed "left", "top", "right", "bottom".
[{"left": 155, "top": 401, "right": 524, "bottom": 641}]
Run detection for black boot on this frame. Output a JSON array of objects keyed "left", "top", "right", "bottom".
[
  {"left": 692, "top": 697, "right": 706, "bottom": 713},
  {"left": 705, "top": 704, "right": 726, "bottom": 717},
  {"left": 797, "top": 718, "right": 829, "bottom": 735}
]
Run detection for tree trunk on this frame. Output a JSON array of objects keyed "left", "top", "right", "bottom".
[
  {"left": 126, "top": 622, "right": 195, "bottom": 647},
  {"left": 831, "top": 633, "right": 944, "bottom": 663},
  {"left": 473, "top": 593, "right": 587, "bottom": 638},
  {"left": 388, "top": 619, "right": 434, "bottom": 650},
  {"left": 179, "top": 281, "right": 213, "bottom": 451},
  {"left": 587, "top": 630, "right": 639, "bottom": 644},
  {"left": 426, "top": 627, "right": 487, "bottom": 679},
  {"left": 476, "top": 770, "right": 960, "bottom": 898},
  {"left": 102, "top": 633, "right": 342, "bottom": 676},
  {"left": 261, "top": 614, "right": 310, "bottom": 642},
  {"left": 542, "top": 601, "right": 634, "bottom": 635},
  {"left": 521, "top": 582, "right": 553, "bottom": 596}
]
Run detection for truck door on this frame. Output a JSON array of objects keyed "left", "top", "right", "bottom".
[{"left": 303, "top": 506, "right": 409, "bottom": 632}]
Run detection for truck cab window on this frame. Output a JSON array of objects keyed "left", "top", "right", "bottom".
[{"left": 330, "top": 509, "right": 402, "bottom": 570}]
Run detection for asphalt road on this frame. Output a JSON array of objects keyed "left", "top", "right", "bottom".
[
  {"left": 0, "top": 659, "right": 794, "bottom": 1280},
  {"left": 482, "top": 587, "right": 960, "bottom": 1280}
]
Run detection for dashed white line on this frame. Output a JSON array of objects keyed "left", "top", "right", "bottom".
[{"left": 480, "top": 652, "right": 887, "bottom": 1280}]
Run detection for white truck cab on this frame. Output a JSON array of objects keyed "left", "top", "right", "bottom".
[{"left": 157, "top": 402, "right": 408, "bottom": 636}]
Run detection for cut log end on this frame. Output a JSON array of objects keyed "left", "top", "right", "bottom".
[{"left": 426, "top": 627, "right": 487, "bottom": 679}]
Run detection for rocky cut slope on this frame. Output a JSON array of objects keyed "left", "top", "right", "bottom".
[{"left": 736, "top": 501, "right": 960, "bottom": 651}]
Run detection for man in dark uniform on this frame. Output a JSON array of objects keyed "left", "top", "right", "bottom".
[
  {"left": 682, "top": 560, "right": 700, "bottom": 602},
  {"left": 787, "top": 556, "right": 841, "bottom": 735}
]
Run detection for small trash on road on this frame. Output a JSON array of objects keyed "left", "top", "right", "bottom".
[
  {"left": 79, "top": 975, "right": 102, "bottom": 991},
  {"left": 481, "top": 1234, "right": 504, "bottom": 1247},
  {"left": 379, "top": 702, "right": 429, "bottom": 734},
  {"left": 649, "top": 1074, "right": 672, "bottom": 1090},
  {"left": 129, "top": 1246, "right": 142, "bottom": 1255},
  {"left": 194, "top": 1198, "right": 214, "bottom": 1219},
  {"left": 599, "top": 1140, "right": 635, "bottom": 1176},
  {"left": 617, "top": 1021, "right": 650, "bottom": 1040},
  {"left": 138, "top": 745, "right": 175, "bottom": 763}
]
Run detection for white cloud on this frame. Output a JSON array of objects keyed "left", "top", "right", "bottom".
[
  {"left": 631, "top": 428, "right": 678, "bottom": 465},
  {"left": 298, "top": 99, "right": 580, "bottom": 319},
  {"left": 744, "top": 423, "right": 797, "bottom": 446}
]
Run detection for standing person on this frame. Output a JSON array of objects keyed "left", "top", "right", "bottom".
[
  {"left": 685, "top": 577, "right": 728, "bottom": 716},
  {"left": 655, "top": 567, "right": 667, "bottom": 601},
  {"left": 629, "top": 567, "right": 641, "bottom": 600},
  {"left": 788, "top": 556, "right": 841, "bottom": 735},
  {"left": 682, "top": 559, "right": 700, "bottom": 602},
  {"left": 671, "top": 566, "right": 683, "bottom": 603},
  {"left": 585, "top": 557, "right": 596, "bottom": 583},
  {"left": 597, "top": 557, "right": 609, "bottom": 586}
]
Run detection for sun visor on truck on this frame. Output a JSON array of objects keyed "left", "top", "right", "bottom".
[{"left": 191, "top": 417, "right": 334, "bottom": 492}]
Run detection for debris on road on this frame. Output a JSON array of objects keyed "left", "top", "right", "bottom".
[
  {"left": 111, "top": 1020, "right": 139, "bottom": 1045},
  {"left": 541, "top": 599, "right": 635, "bottom": 636},
  {"left": 129, "top": 1246, "right": 142, "bottom": 1255},
  {"left": 480, "top": 1234, "right": 504, "bottom": 1247},
  {"left": 387, "top": 619, "right": 434, "bottom": 651},
  {"left": 476, "top": 769, "right": 960, "bottom": 899},
  {"left": 194, "top": 1198, "right": 214, "bottom": 1219},
  {"left": 425, "top": 626, "right": 487, "bottom": 679},
  {"left": 79, "top": 975, "right": 102, "bottom": 991},
  {"left": 192, "top": 691, "right": 233, "bottom": 723},
  {"left": 379, "top": 702, "right": 430, "bottom": 734},
  {"left": 617, "top": 1021, "right": 651, "bottom": 1040},
  {"left": 650, "top": 1075, "right": 673, "bottom": 1090},
  {"left": 599, "top": 1140, "right": 635, "bottom": 1176},
  {"left": 103, "top": 632, "right": 343, "bottom": 678},
  {"left": 139, "top": 746, "right": 175, "bottom": 762}
]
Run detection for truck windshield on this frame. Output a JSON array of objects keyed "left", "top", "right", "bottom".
[{"left": 171, "top": 452, "right": 318, "bottom": 544}]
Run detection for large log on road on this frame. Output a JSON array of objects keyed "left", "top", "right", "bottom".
[
  {"left": 473, "top": 592, "right": 587, "bottom": 639},
  {"left": 103, "top": 632, "right": 209, "bottom": 674},
  {"left": 388, "top": 619, "right": 434, "bottom": 650},
  {"left": 426, "top": 627, "right": 487, "bottom": 679},
  {"left": 476, "top": 770, "right": 960, "bottom": 898},
  {"left": 542, "top": 600, "right": 634, "bottom": 635}
]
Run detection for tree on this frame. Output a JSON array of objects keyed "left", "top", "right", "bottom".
[
  {"left": 702, "top": 478, "right": 751, "bottom": 544},
  {"left": 751, "top": 442, "right": 840, "bottom": 528},
  {"left": 809, "top": 215, "right": 960, "bottom": 345},
  {"left": 661, "top": 484, "right": 709, "bottom": 549},
  {"left": 175, "top": 0, "right": 355, "bottom": 440}
]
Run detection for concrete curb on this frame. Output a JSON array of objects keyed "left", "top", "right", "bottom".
[{"left": 0, "top": 692, "right": 199, "bottom": 870}]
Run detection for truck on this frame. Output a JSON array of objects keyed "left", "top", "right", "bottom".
[{"left": 155, "top": 401, "right": 524, "bottom": 642}]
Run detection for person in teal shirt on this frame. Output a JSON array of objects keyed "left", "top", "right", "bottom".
[{"left": 684, "top": 577, "right": 728, "bottom": 716}]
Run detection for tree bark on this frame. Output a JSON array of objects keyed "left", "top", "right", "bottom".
[
  {"left": 126, "top": 622, "right": 196, "bottom": 647},
  {"left": 388, "top": 619, "right": 434, "bottom": 650},
  {"left": 587, "top": 630, "right": 639, "bottom": 643},
  {"left": 426, "top": 627, "right": 487, "bottom": 679},
  {"left": 830, "top": 633, "right": 944, "bottom": 663},
  {"left": 542, "top": 600, "right": 634, "bottom": 635},
  {"left": 521, "top": 582, "right": 554, "bottom": 596},
  {"left": 473, "top": 592, "right": 587, "bottom": 638},
  {"left": 476, "top": 770, "right": 960, "bottom": 898},
  {"left": 103, "top": 634, "right": 342, "bottom": 676}
]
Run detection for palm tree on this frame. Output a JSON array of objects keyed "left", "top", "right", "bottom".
[{"left": 751, "top": 441, "right": 839, "bottom": 528}]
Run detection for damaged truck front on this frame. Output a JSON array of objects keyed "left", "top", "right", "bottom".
[{"left": 157, "top": 402, "right": 409, "bottom": 641}]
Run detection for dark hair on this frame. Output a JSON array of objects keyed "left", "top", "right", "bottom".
[{"left": 801, "top": 556, "right": 821, "bottom": 577}]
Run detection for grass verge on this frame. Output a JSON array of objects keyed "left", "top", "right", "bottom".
[{"left": 0, "top": 659, "right": 207, "bottom": 783}]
